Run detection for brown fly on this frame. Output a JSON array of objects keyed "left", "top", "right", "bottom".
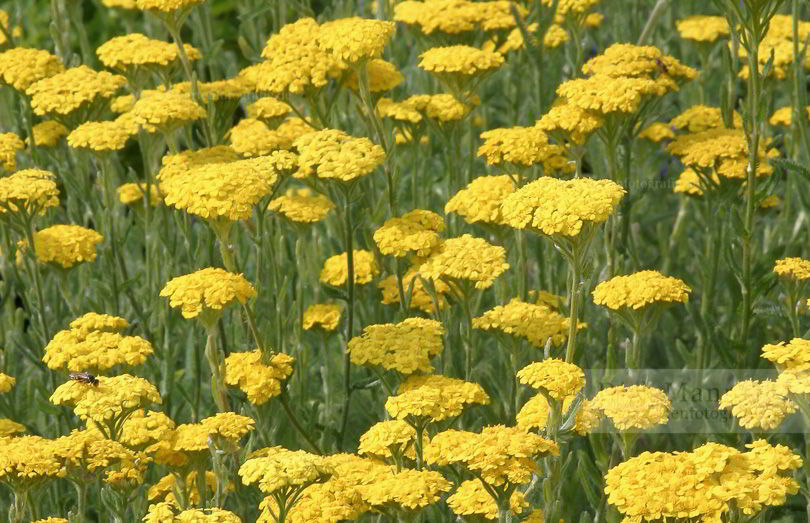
[{"left": 69, "top": 372, "right": 100, "bottom": 386}]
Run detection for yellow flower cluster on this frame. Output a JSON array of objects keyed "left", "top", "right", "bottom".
[
  {"left": 50, "top": 374, "right": 161, "bottom": 425},
  {"left": 373, "top": 209, "right": 444, "bottom": 257},
  {"left": 320, "top": 250, "right": 379, "bottom": 287},
  {"left": 0, "top": 168, "right": 60, "bottom": 216},
  {"left": 95, "top": 409, "right": 175, "bottom": 451},
  {"left": 31, "top": 121, "right": 69, "bottom": 147},
  {"left": 378, "top": 266, "right": 450, "bottom": 313},
  {"left": 417, "top": 234, "right": 509, "bottom": 290},
  {"left": 394, "top": 0, "right": 526, "bottom": 35},
  {"left": 224, "top": 350, "right": 295, "bottom": 405},
  {"left": 161, "top": 267, "right": 256, "bottom": 321},
  {"left": 67, "top": 116, "right": 139, "bottom": 152},
  {"left": 348, "top": 317, "right": 444, "bottom": 374},
  {"left": 535, "top": 100, "right": 603, "bottom": 145},
  {"left": 419, "top": 45, "right": 504, "bottom": 76},
  {"left": 239, "top": 446, "right": 332, "bottom": 493},
  {"left": 0, "top": 373, "right": 15, "bottom": 393},
  {"left": 130, "top": 90, "right": 206, "bottom": 133},
  {"left": 157, "top": 145, "right": 240, "bottom": 182},
  {"left": 581, "top": 43, "right": 698, "bottom": 84},
  {"left": 667, "top": 128, "right": 774, "bottom": 179},
  {"left": 302, "top": 303, "right": 342, "bottom": 331},
  {"left": 425, "top": 425, "right": 558, "bottom": 486},
  {"left": 228, "top": 117, "right": 314, "bottom": 157},
  {"left": 0, "top": 47, "right": 64, "bottom": 92},
  {"left": 517, "top": 393, "right": 575, "bottom": 431},
  {"left": 386, "top": 374, "right": 490, "bottom": 422},
  {"left": 118, "top": 182, "right": 164, "bottom": 206},
  {"left": 556, "top": 75, "right": 664, "bottom": 115},
  {"left": 268, "top": 187, "right": 334, "bottom": 223},
  {"left": 592, "top": 270, "right": 691, "bottom": 310},
  {"left": 162, "top": 155, "right": 285, "bottom": 222},
  {"left": 516, "top": 359, "right": 585, "bottom": 400},
  {"left": 474, "top": 298, "right": 584, "bottom": 347},
  {"left": 496, "top": 23, "right": 570, "bottom": 54},
  {"left": 445, "top": 174, "right": 516, "bottom": 225},
  {"left": 738, "top": 15, "right": 810, "bottom": 79},
  {"left": 317, "top": 17, "right": 395, "bottom": 63},
  {"left": 17, "top": 224, "right": 103, "bottom": 270},
  {"left": 773, "top": 257, "right": 810, "bottom": 280},
  {"left": 96, "top": 33, "right": 201, "bottom": 70},
  {"left": 161, "top": 412, "right": 255, "bottom": 458},
  {"left": 477, "top": 126, "right": 569, "bottom": 171},
  {"left": 172, "top": 77, "right": 252, "bottom": 101},
  {"left": 293, "top": 129, "right": 385, "bottom": 182},
  {"left": 770, "top": 106, "right": 810, "bottom": 127},
  {"left": 719, "top": 379, "right": 796, "bottom": 430},
  {"left": 586, "top": 385, "right": 671, "bottom": 430},
  {"left": 377, "top": 93, "right": 473, "bottom": 123},
  {"left": 670, "top": 104, "right": 741, "bottom": 132},
  {"left": 358, "top": 419, "right": 416, "bottom": 460},
  {"left": 43, "top": 312, "right": 152, "bottom": 372},
  {"left": 605, "top": 440, "right": 801, "bottom": 521},
  {"left": 247, "top": 97, "right": 292, "bottom": 121},
  {"left": 638, "top": 122, "right": 675, "bottom": 143},
  {"left": 344, "top": 59, "right": 404, "bottom": 92},
  {"left": 143, "top": 504, "right": 241, "bottom": 523},
  {"left": 501, "top": 177, "right": 625, "bottom": 237},
  {"left": 357, "top": 468, "right": 451, "bottom": 510},
  {"left": 135, "top": 0, "right": 205, "bottom": 12},
  {"left": 0, "top": 435, "right": 64, "bottom": 489},
  {"left": 27, "top": 65, "right": 126, "bottom": 117},
  {"left": 676, "top": 15, "right": 730, "bottom": 43},
  {"left": 0, "top": 132, "right": 23, "bottom": 171},
  {"left": 761, "top": 338, "right": 810, "bottom": 369},
  {"left": 447, "top": 479, "right": 528, "bottom": 519}
]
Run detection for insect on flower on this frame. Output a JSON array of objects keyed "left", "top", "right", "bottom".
[
  {"left": 655, "top": 58, "right": 669, "bottom": 74},
  {"left": 69, "top": 372, "right": 100, "bottom": 386}
]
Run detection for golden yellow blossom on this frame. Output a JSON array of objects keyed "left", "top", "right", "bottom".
[
  {"left": 592, "top": 270, "right": 691, "bottom": 310},
  {"left": 320, "top": 250, "right": 379, "bottom": 286},
  {"left": 302, "top": 304, "right": 342, "bottom": 331},
  {"left": 160, "top": 267, "right": 256, "bottom": 320},
  {"left": 224, "top": 350, "right": 295, "bottom": 405},
  {"left": 348, "top": 317, "right": 444, "bottom": 374},
  {"left": 16, "top": 225, "right": 102, "bottom": 269},
  {"left": 417, "top": 235, "right": 509, "bottom": 290}
]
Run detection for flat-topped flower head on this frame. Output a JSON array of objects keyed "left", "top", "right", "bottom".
[
  {"left": 478, "top": 126, "right": 570, "bottom": 172},
  {"left": 395, "top": 0, "right": 526, "bottom": 35},
  {"left": 27, "top": 65, "right": 126, "bottom": 119},
  {"left": 344, "top": 59, "right": 404, "bottom": 92},
  {"left": 50, "top": 374, "right": 161, "bottom": 427},
  {"left": 43, "top": 314, "right": 152, "bottom": 372},
  {"left": 0, "top": 47, "right": 64, "bottom": 92},
  {"left": 162, "top": 154, "right": 286, "bottom": 223},
  {"left": 770, "top": 106, "right": 810, "bottom": 127},
  {"left": 320, "top": 250, "right": 380, "bottom": 287},
  {"left": 386, "top": 374, "right": 490, "bottom": 423},
  {"left": 358, "top": 419, "right": 417, "bottom": 460},
  {"left": 448, "top": 479, "right": 528, "bottom": 520},
  {"left": 374, "top": 209, "right": 444, "bottom": 258},
  {"left": 130, "top": 90, "right": 206, "bottom": 133},
  {"left": 225, "top": 350, "right": 295, "bottom": 405},
  {"left": 228, "top": 118, "right": 312, "bottom": 157},
  {"left": 251, "top": 18, "right": 348, "bottom": 95},
  {"left": 582, "top": 43, "right": 697, "bottom": 84},
  {"left": 88, "top": 408, "right": 175, "bottom": 452},
  {"left": 517, "top": 393, "right": 577, "bottom": 431},
  {"left": 445, "top": 175, "right": 516, "bottom": 226},
  {"left": 425, "top": 425, "right": 558, "bottom": 486},
  {"left": 773, "top": 257, "right": 810, "bottom": 281},
  {"left": 67, "top": 116, "right": 139, "bottom": 152},
  {"left": 667, "top": 128, "right": 773, "bottom": 180},
  {"left": 379, "top": 266, "right": 450, "bottom": 313},
  {"left": 293, "top": 129, "right": 385, "bottom": 182},
  {"left": 517, "top": 359, "right": 585, "bottom": 400},
  {"left": 638, "top": 122, "right": 675, "bottom": 143},
  {"left": 318, "top": 17, "right": 395, "bottom": 63},
  {"left": 157, "top": 145, "right": 240, "bottom": 182},
  {"left": 0, "top": 373, "right": 15, "bottom": 393},
  {"left": 719, "top": 379, "right": 796, "bottom": 430},
  {"left": 417, "top": 234, "right": 509, "bottom": 290},
  {"left": 143, "top": 504, "right": 241, "bottom": 523},
  {"left": 268, "top": 188, "right": 334, "bottom": 223},
  {"left": 501, "top": 177, "right": 625, "bottom": 237},
  {"left": 677, "top": 15, "right": 730, "bottom": 43},
  {"left": 762, "top": 338, "right": 810, "bottom": 369},
  {"left": 592, "top": 270, "right": 691, "bottom": 310},
  {"left": 247, "top": 97, "right": 292, "bottom": 122},
  {"left": 16, "top": 225, "right": 103, "bottom": 269},
  {"left": 135, "top": 0, "right": 205, "bottom": 12},
  {"left": 0, "top": 418, "right": 21, "bottom": 436},
  {"left": 163, "top": 413, "right": 255, "bottom": 458},
  {"left": 148, "top": 470, "right": 221, "bottom": 506},
  {"left": 257, "top": 477, "right": 369, "bottom": 523},
  {"left": 348, "top": 317, "right": 444, "bottom": 374},
  {"left": 557, "top": 75, "right": 666, "bottom": 115},
  {"left": 671, "top": 105, "right": 741, "bottom": 132},
  {"left": 31, "top": 121, "right": 69, "bottom": 147},
  {"left": 474, "top": 298, "right": 584, "bottom": 347},
  {"left": 161, "top": 267, "right": 256, "bottom": 322},
  {"left": 419, "top": 45, "right": 504, "bottom": 91},
  {"left": 302, "top": 303, "right": 342, "bottom": 331},
  {"left": 589, "top": 385, "right": 671, "bottom": 430},
  {"left": 536, "top": 99, "right": 604, "bottom": 145},
  {"left": 240, "top": 446, "right": 332, "bottom": 493},
  {"left": 0, "top": 169, "right": 60, "bottom": 217},
  {"left": 0, "top": 435, "right": 64, "bottom": 490},
  {"left": 0, "top": 132, "right": 23, "bottom": 171},
  {"left": 51, "top": 429, "right": 144, "bottom": 480},
  {"left": 356, "top": 468, "right": 451, "bottom": 511},
  {"left": 118, "top": 183, "right": 164, "bottom": 206},
  {"left": 170, "top": 77, "right": 252, "bottom": 102},
  {"left": 97, "top": 33, "right": 200, "bottom": 71}
]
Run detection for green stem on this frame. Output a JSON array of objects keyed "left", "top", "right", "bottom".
[
  {"left": 338, "top": 192, "right": 356, "bottom": 450},
  {"left": 21, "top": 215, "right": 51, "bottom": 344},
  {"left": 565, "top": 243, "right": 583, "bottom": 364},
  {"left": 74, "top": 481, "right": 87, "bottom": 523},
  {"left": 279, "top": 393, "right": 322, "bottom": 455},
  {"left": 204, "top": 326, "right": 229, "bottom": 412},
  {"left": 11, "top": 489, "right": 27, "bottom": 523}
]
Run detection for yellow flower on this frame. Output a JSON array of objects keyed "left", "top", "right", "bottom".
[
  {"left": 162, "top": 155, "right": 286, "bottom": 222},
  {"left": 447, "top": 479, "right": 528, "bottom": 520},
  {"left": 224, "top": 350, "right": 295, "bottom": 405},
  {"left": 268, "top": 188, "right": 335, "bottom": 223},
  {"left": 27, "top": 65, "right": 126, "bottom": 117},
  {"left": 43, "top": 313, "right": 152, "bottom": 372},
  {"left": 246, "top": 97, "right": 292, "bottom": 122},
  {"left": 417, "top": 234, "right": 509, "bottom": 290},
  {"left": 135, "top": 0, "right": 205, "bottom": 12},
  {"left": 394, "top": 0, "right": 526, "bottom": 35},
  {"left": 302, "top": 303, "right": 342, "bottom": 331},
  {"left": 497, "top": 23, "right": 569, "bottom": 54},
  {"left": 160, "top": 267, "right": 257, "bottom": 320},
  {"left": 425, "top": 425, "right": 558, "bottom": 486},
  {"left": 228, "top": 118, "right": 300, "bottom": 157},
  {"left": 592, "top": 270, "right": 691, "bottom": 310},
  {"left": 477, "top": 126, "right": 570, "bottom": 172},
  {"left": 358, "top": 419, "right": 416, "bottom": 460},
  {"left": 770, "top": 106, "right": 810, "bottom": 127},
  {"left": 719, "top": 379, "right": 796, "bottom": 430},
  {"left": 0, "top": 132, "right": 23, "bottom": 171},
  {"left": 773, "top": 257, "right": 810, "bottom": 281},
  {"left": 118, "top": 182, "right": 164, "bottom": 206},
  {"left": 157, "top": 145, "right": 240, "bottom": 182},
  {"left": 148, "top": 471, "right": 221, "bottom": 506},
  {"left": 445, "top": 175, "right": 516, "bottom": 226},
  {"left": 474, "top": 298, "right": 584, "bottom": 347},
  {"left": 318, "top": 17, "right": 395, "bottom": 63},
  {"left": 0, "top": 168, "right": 59, "bottom": 216},
  {"left": 239, "top": 446, "right": 332, "bottom": 493},
  {"left": 419, "top": 45, "right": 504, "bottom": 76},
  {"left": 16, "top": 225, "right": 103, "bottom": 269},
  {"left": 96, "top": 33, "right": 200, "bottom": 70},
  {"left": 516, "top": 393, "right": 576, "bottom": 431},
  {"left": 130, "top": 90, "right": 206, "bottom": 133},
  {"left": 0, "top": 435, "right": 64, "bottom": 489},
  {"left": 320, "top": 250, "right": 380, "bottom": 287},
  {"left": 667, "top": 128, "right": 773, "bottom": 179},
  {"left": 50, "top": 374, "right": 161, "bottom": 427},
  {"left": 344, "top": 59, "right": 404, "bottom": 92},
  {"left": 257, "top": 477, "right": 369, "bottom": 523},
  {"left": 671, "top": 104, "right": 741, "bottom": 132},
  {"left": 385, "top": 374, "right": 490, "bottom": 423},
  {"left": 673, "top": 168, "right": 716, "bottom": 196},
  {"left": 762, "top": 338, "right": 810, "bottom": 369},
  {"left": 677, "top": 15, "right": 730, "bottom": 43},
  {"left": 88, "top": 408, "right": 175, "bottom": 452},
  {"left": 378, "top": 266, "right": 450, "bottom": 313},
  {"left": 536, "top": 99, "right": 603, "bottom": 145},
  {"left": 0, "top": 419, "right": 25, "bottom": 437},
  {"left": 0, "top": 47, "right": 65, "bottom": 92},
  {"left": 589, "top": 385, "right": 671, "bottom": 430},
  {"left": 52, "top": 429, "right": 145, "bottom": 480},
  {"left": 516, "top": 359, "right": 585, "bottom": 400},
  {"left": 170, "top": 77, "right": 252, "bottom": 102},
  {"left": 357, "top": 468, "right": 451, "bottom": 511},
  {"left": 166, "top": 413, "right": 255, "bottom": 456},
  {"left": 557, "top": 75, "right": 667, "bottom": 115},
  {"left": 31, "top": 121, "right": 69, "bottom": 147},
  {"left": 581, "top": 43, "right": 697, "bottom": 84},
  {"left": 67, "top": 116, "right": 139, "bottom": 152},
  {"left": 500, "top": 177, "right": 625, "bottom": 237},
  {"left": 293, "top": 129, "right": 385, "bottom": 182},
  {"left": 373, "top": 209, "right": 444, "bottom": 258},
  {"left": 638, "top": 122, "right": 675, "bottom": 142},
  {"left": 0, "top": 373, "right": 15, "bottom": 393},
  {"left": 348, "top": 317, "right": 444, "bottom": 374},
  {"left": 143, "top": 504, "right": 242, "bottom": 523}
]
